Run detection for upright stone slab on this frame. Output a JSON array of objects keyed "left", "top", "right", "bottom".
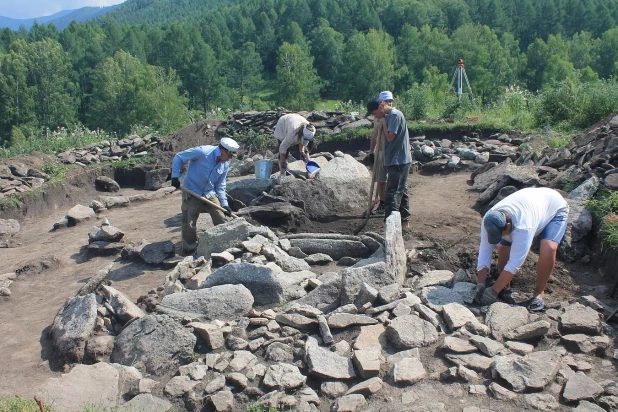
[
  {"left": 161, "top": 284, "right": 254, "bottom": 320},
  {"left": 50, "top": 294, "right": 98, "bottom": 363},
  {"left": 340, "top": 258, "right": 387, "bottom": 305},
  {"left": 385, "top": 212, "right": 407, "bottom": 284},
  {"left": 202, "top": 263, "right": 283, "bottom": 306},
  {"left": 197, "top": 218, "right": 253, "bottom": 258}
]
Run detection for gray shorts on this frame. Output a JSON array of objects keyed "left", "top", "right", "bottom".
[{"left": 374, "top": 163, "right": 387, "bottom": 183}]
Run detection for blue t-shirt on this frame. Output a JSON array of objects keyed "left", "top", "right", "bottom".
[{"left": 383, "top": 108, "right": 411, "bottom": 166}]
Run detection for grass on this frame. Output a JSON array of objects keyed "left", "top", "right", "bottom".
[
  {"left": 586, "top": 190, "right": 618, "bottom": 250},
  {"left": 0, "top": 397, "right": 51, "bottom": 412},
  {"left": 245, "top": 406, "right": 285, "bottom": 412}
]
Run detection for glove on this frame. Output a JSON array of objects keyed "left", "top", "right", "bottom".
[
  {"left": 279, "top": 160, "right": 288, "bottom": 171},
  {"left": 366, "top": 153, "right": 375, "bottom": 165},
  {"left": 171, "top": 178, "right": 180, "bottom": 189},
  {"left": 474, "top": 282, "right": 486, "bottom": 305},
  {"left": 479, "top": 287, "right": 499, "bottom": 306},
  {"left": 300, "top": 152, "right": 309, "bottom": 163},
  {"left": 223, "top": 205, "right": 232, "bottom": 217}
]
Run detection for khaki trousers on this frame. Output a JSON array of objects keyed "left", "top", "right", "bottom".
[{"left": 181, "top": 192, "right": 226, "bottom": 253}]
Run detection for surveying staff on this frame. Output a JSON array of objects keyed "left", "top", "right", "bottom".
[
  {"left": 171, "top": 138, "right": 239, "bottom": 255},
  {"left": 367, "top": 91, "right": 394, "bottom": 215},
  {"left": 474, "top": 187, "right": 569, "bottom": 311},
  {"left": 366, "top": 97, "right": 412, "bottom": 227},
  {"left": 274, "top": 113, "right": 316, "bottom": 177}
]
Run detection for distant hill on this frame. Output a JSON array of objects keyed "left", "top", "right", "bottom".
[
  {"left": 102, "top": 0, "right": 228, "bottom": 26},
  {"left": 0, "top": 5, "right": 120, "bottom": 30}
]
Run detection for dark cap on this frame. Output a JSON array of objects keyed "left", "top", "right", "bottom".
[
  {"left": 366, "top": 97, "right": 384, "bottom": 117},
  {"left": 483, "top": 210, "right": 507, "bottom": 244}
]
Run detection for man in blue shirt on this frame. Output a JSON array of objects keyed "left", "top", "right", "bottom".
[
  {"left": 171, "top": 137, "right": 239, "bottom": 254},
  {"left": 366, "top": 97, "right": 412, "bottom": 228}
]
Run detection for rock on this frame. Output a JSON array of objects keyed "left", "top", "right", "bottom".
[
  {"left": 140, "top": 240, "right": 175, "bottom": 264},
  {"left": 385, "top": 212, "right": 407, "bottom": 283},
  {"left": 445, "top": 353, "right": 494, "bottom": 372},
  {"left": 488, "top": 382, "right": 517, "bottom": 400},
  {"left": 599, "top": 396, "right": 618, "bottom": 410},
  {"left": 263, "top": 363, "right": 306, "bottom": 390},
  {"left": 470, "top": 335, "right": 505, "bottom": 357},
  {"left": 229, "top": 351, "right": 257, "bottom": 372},
  {"left": 161, "top": 284, "right": 253, "bottom": 320},
  {"left": 355, "top": 282, "right": 379, "bottom": 307},
  {"left": 202, "top": 263, "right": 283, "bottom": 306},
  {"left": 50, "top": 294, "right": 98, "bottom": 363},
  {"left": 452, "top": 282, "right": 476, "bottom": 304},
  {"left": 294, "top": 272, "right": 342, "bottom": 313},
  {"left": 262, "top": 243, "right": 311, "bottom": 272},
  {"left": 525, "top": 393, "right": 560, "bottom": 410},
  {"left": 606, "top": 174, "right": 618, "bottom": 190},
  {"left": 559, "top": 303, "right": 602, "bottom": 335},
  {"left": 346, "top": 377, "right": 383, "bottom": 396},
  {"left": 420, "top": 286, "right": 465, "bottom": 311},
  {"left": 97, "top": 195, "right": 130, "bottom": 209},
  {"left": 164, "top": 375, "right": 198, "bottom": 397},
  {"left": 573, "top": 401, "right": 606, "bottom": 411},
  {"left": 458, "top": 365, "right": 480, "bottom": 382},
  {"left": 352, "top": 350, "right": 381, "bottom": 378},
  {"left": 124, "top": 394, "right": 172, "bottom": 411},
  {"left": 101, "top": 285, "right": 144, "bottom": 323},
  {"left": 341, "top": 258, "right": 390, "bottom": 305},
  {"left": 211, "top": 251, "right": 234, "bottom": 264},
  {"left": 386, "top": 315, "right": 438, "bottom": 348},
  {"left": 179, "top": 362, "right": 209, "bottom": 380},
  {"left": 321, "top": 381, "right": 349, "bottom": 398},
  {"left": 66, "top": 204, "right": 95, "bottom": 225},
  {"left": 338, "top": 256, "right": 360, "bottom": 266},
  {"left": 442, "top": 303, "right": 478, "bottom": 330},
  {"left": 95, "top": 176, "right": 120, "bottom": 192},
  {"left": 288, "top": 246, "right": 307, "bottom": 258},
  {"left": 305, "top": 253, "right": 333, "bottom": 265},
  {"left": 0, "top": 219, "right": 20, "bottom": 245},
  {"left": 85, "top": 335, "right": 115, "bottom": 362},
  {"left": 298, "top": 386, "right": 320, "bottom": 405},
  {"left": 111, "top": 315, "right": 196, "bottom": 376},
  {"left": 328, "top": 313, "right": 378, "bottom": 329},
  {"left": 504, "top": 320, "right": 550, "bottom": 341},
  {"left": 563, "top": 373, "right": 604, "bottom": 402},
  {"left": 559, "top": 200, "right": 592, "bottom": 262},
  {"left": 227, "top": 178, "right": 274, "bottom": 206},
  {"left": 88, "top": 220, "right": 124, "bottom": 243},
  {"left": 144, "top": 168, "right": 170, "bottom": 190},
  {"left": 275, "top": 313, "right": 317, "bottom": 329},
  {"left": 190, "top": 322, "right": 225, "bottom": 350},
  {"left": 393, "top": 357, "right": 426, "bottom": 384},
  {"left": 412, "top": 270, "right": 455, "bottom": 290},
  {"left": 493, "top": 351, "right": 561, "bottom": 392},
  {"left": 414, "top": 303, "right": 444, "bottom": 330},
  {"left": 354, "top": 324, "right": 387, "bottom": 351},
  {"left": 568, "top": 176, "right": 600, "bottom": 202},
  {"left": 197, "top": 218, "right": 253, "bottom": 258},
  {"left": 265, "top": 343, "right": 294, "bottom": 363},
  {"left": 485, "top": 302, "right": 529, "bottom": 341},
  {"left": 561, "top": 334, "right": 611, "bottom": 354},
  {"left": 334, "top": 394, "right": 367, "bottom": 412},
  {"left": 307, "top": 345, "right": 356, "bottom": 379},
  {"left": 35, "top": 363, "right": 134, "bottom": 412},
  {"left": 504, "top": 341, "right": 534, "bottom": 355},
  {"left": 209, "top": 390, "right": 234, "bottom": 411},
  {"left": 289, "top": 238, "right": 370, "bottom": 260},
  {"left": 442, "top": 336, "right": 477, "bottom": 353},
  {"left": 473, "top": 159, "right": 538, "bottom": 191}
]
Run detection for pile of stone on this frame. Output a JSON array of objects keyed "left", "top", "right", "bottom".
[
  {"left": 41, "top": 211, "right": 618, "bottom": 412},
  {"left": 0, "top": 163, "right": 50, "bottom": 200},
  {"left": 56, "top": 134, "right": 159, "bottom": 166},
  {"left": 0, "top": 218, "right": 20, "bottom": 248},
  {"left": 217, "top": 109, "right": 372, "bottom": 142}
]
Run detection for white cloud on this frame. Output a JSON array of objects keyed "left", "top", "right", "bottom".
[{"left": 0, "top": 0, "right": 126, "bottom": 19}]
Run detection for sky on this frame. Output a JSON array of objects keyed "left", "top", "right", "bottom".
[{"left": 0, "top": 0, "right": 126, "bottom": 19}]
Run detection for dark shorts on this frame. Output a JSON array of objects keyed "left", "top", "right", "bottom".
[{"left": 499, "top": 210, "right": 569, "bottom": 247}]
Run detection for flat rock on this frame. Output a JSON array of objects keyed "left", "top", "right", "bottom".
[
  {"left": 101, "top": 285, "right": 144, "bottom": 323},
  {"left": 442, "top": 303, "right": 478, "bottom": 330},
  {"left": 161, "top": 284, "right": 253, "bottom": 320},
  {"left": 353, "top": 349, "right": 381, "bottom": 378},
  {"left": 452, "top": 282, "right": 476, "bottom": 304},
  {"left": 573, "top": 401, "right": 606, "bottom": 411},
  {"left": 420, "top": 286, "right": 465, "bottom": 311},
  {"left": 473, "top": 160, "right": 538, "bottom": 191},
  {"left": 413, "top": 270, "right": 454, "bottom": 290},
  {"left": 275, "top": 313, "right": 317, "bottom": 329},
  {"left": 321, "top": 381, "right": 349, "bottom": 398},
  {"left": 340, "top": 258, "right": 388, "bottom": 305},
  {"left": 263, "top": 363, "right": 307, "bottom": 390},
  {"left": 123, "top": 394, "right": 173, "bottom": 411},
  {"left": 345, "top": 377, "right": 383, "bottom": 396},
  {"left": 493, "top": 351, "right": 561, "bottom": 392},
  {"left": 445, "top": 353, "right": 494, "bottom": 372},
  {"left": 50, "top": 294, "right": 98, "bottom": 363},
  {"left": 525, "top": 393, "right": 560, "bottom": 410},
  {"left": 563, "top": 373, "right": 604, "bottom": 402},
  {"left": 307, "top": 345, "right": 356, "bottom": 379},
  {"left": 210, "top": 390, "right": 234, "bottom": 411},
  {"left": 197, "top": 218, "right": 253, "bottom": 258},
  {"left": 334, "top": 394, "right": 367, "bottom": 412},
  {"left": 442, "top": 336, "right": 478, "bottom": 353},
  {"left": 227, "top": 178, "right": 274, "bottom": 205},
  {"left": 294, "top": 272, "right": 342, "bottom": 313},
  {"left": 393, "top": 357, "right": 426, "bottom": 384},
  {"left": 229, "top": 351, "right": 257, "bottom": 372},
  {"left": 470, "top": 335, "right": 505, "bottom": 357},
  {"left": 505, "top": 341, "right": 534, "bottom": 355},
  {"left": 140, "top": 240, "right": 175, "bottom": 264},
  {"left": 328, "top": 313, "right": 378, "bottom": 329},
  {"left": 559, "top": 303, "right": 602, "bottom": 335},
  {"left": 386, "top": 315, "right": 438, "bottom": 348},
  {"left": 164, "top": 375, "right": 198, "bottom": 397},
  {"left": 305, "top": 253, "right": 333, "bottom": 265},
  {"left": 67, "top": 204, "right": 95, "bottom": 225},
  {"left": 485, "top": 302, "right": 529, "bottom": 341},
  {"left": 354, "top": 324, "right": 387, "bottom": 351},
  {"left": 289, "top": 238, "right": 370, "bottom": 260},
  {"left": 111, "top": 315, "right": 196, "bottom": 376},
  {"left": 561, "top": 334, "right": 611, "bottom": 354},
  {"left": 202, "top": 263, "right": 283, "bottom": 306}
]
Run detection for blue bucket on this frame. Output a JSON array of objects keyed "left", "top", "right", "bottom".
[{"left": 306, "top": 160, "right": 321, "bottom": 174}]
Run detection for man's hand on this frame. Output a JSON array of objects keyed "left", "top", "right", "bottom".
[
  {"left": 366, "top": 153, "right": 375, "bottom": 165},
  {"left": 300, "top": 152, "right": 309, "bottom": 163},
  {"left": 480, "top": 287, "right": 499, "bottom": 306},
  {"left": 223, "top": 205, "right": 233, "bottom": 217},
  {"left": 171, "top": 178, "right": 180, "bottom": 189},
  {"left": 474, "top": 282, "right": 486, "bottom": 305}
]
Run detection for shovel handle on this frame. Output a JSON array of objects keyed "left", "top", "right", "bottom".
[{"left": 179, "top": 186, "right": 239, "bottom": 218}]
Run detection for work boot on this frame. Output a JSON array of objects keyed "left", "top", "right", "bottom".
[{"left": 371, "top": 201, "right": 386, "bottom": 215}]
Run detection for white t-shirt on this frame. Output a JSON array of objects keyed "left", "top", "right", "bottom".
[
  {"left": 477, "top": 187, "right": 569, "bottom": 274},
  {"left": 274, "top": 113, "right": 309, "bottom": 154}
]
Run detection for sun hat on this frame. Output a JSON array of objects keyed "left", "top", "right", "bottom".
[
  {"left": 301, "top": 124, "right": 316, "bottom": 146},
  {"left": 484, "top": 210, "right": 507, "bottom": 244},
  {"left": 379, "top": 91, "right": 394, "bottom": 101},
  {"left": 220, "top": 137, "right": 239, "bottom": 153}
]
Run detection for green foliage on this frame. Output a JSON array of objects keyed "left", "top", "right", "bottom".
[
  {"left": 0, "top": 396, "right": 52, "bottom": 411},
  {"left": 111, "top": 155, "right": 154, "bottom": 170},
  {"left": 275, "top": 42, "right": 320, "bottom": 111},
  {"left": 245, "top": 404, "right": 284, "bottom": 412},
  {"left": 586, "top": 191, "right": 618, "bottom": 249}
]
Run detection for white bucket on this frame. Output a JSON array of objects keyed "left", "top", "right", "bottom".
[{"left": 255, "top": 159, "right": 273, "bottom": 179}]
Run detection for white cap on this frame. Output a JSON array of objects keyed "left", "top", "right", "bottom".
[
  {"left": 302, "top": 125, "right": 316, "bottom": 145},
  {"left": 379, "top": 91, "right": 394, "bottom": 101},
  {"left": 220, "top": 137, "right": 239, "bottom": 152}
]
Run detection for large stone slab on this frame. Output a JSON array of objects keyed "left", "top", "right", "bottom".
[
  {"left": 386, "top": 315, "right": 438, "bottom": 348},
  {"left": 202, "top": 263, "right": 283, "bottom": 306},
  {"left": 473, "top": 160, "right": 539, "bottom": 191},
  {"left": 227, "top": 178, "right": 274, "bottom": 206},
  {"left": 289, "top": 238, "right": 370, "bottom": 260},
  {"left": 341, "top": 258, "right": 388, "bottom": 305},
  {"left": 101, "top": 285, "right": 144, "bottom": 323},
  {"left": 393, "top": 358, "right": 426, "bottom": 384},
  {"left": 161, "top": 284, "right": 253, "bottom": 320},
  {"left": 485, "top": 302, "right": 529, "bottom": 341},
  {"left": 197, "top": 218, "right": 253, "bottom": 258},
  {"left": 559, "top": 303, "right": 602, "bottom": 335},
  {"left": 263, "top": 363, "right": 307, "bottom": 390},
  {"left": 412, "top": 270, "right": 455, "bottom": 290},
  {"left": 563, "top": 373, "right": 604, "bottom": 402},
  {"left": 385, "top": 212, "right": 407, "bottom": 283},
  {"left": 67, "top": 204, "right": 95, "bottom": 225},
  {"left": 445, "top": 353, "right": 494, "bottom": 372},
  {"left": 50, "top": 294, "right": 98, "bottom": 363},
  {"left": 307, "top": 345, "right": 356, "bottom": 379},
  {"left": 328, "top": 313, "right": 378, "bottom": 329},
  {"left": 493, "top": 351, "right": 561, "bottom": 392},
  {"left": 442, "top": 303, "right": 478, "bottom": 330},
  {"left": 420, "top": 286, "right": 465, "bottom": 312},
  {"left": 294, "top": 272, "right": 342, "bottom": 312},
  {"left": 111, "top": 315, "right": 196, "bottom": 376}
]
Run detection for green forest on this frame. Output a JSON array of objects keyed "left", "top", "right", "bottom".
[{"left": 2, "top": 0, "right": 618, "bottom": 153}]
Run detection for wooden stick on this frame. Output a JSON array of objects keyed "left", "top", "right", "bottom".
[
  {"left": 179, "top": 186, "right": 239, "bottom": 218},
  {"left": 354, "top": 128, "right": 383, "bottom": 234}
]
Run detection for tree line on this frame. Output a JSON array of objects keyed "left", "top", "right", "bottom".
[{"left": 1, "top": 0, "right": 618, "bottom": 145}]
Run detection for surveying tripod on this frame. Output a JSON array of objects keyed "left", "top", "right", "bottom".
[{"left": 448, "top": 59, "right": 479, "bottom": 112}]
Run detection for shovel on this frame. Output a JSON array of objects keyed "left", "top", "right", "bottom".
[
  {"left": 353, "top": 128, "right": 384, "bottom": 235},
  {"left": 179, "top": 186, "right": 240, "bottom": 218}
]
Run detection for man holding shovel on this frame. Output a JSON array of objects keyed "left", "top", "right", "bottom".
[
  {"left": 366, "top": 91, "right": 394, "bottom": 215},
  {"left": 171, "top": 137, "right": 239, "bottom": 255}
]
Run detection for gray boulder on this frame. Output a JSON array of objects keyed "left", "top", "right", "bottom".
[
  {"left": 493, "top": 351, "right": 561, "bottom": 392},
  {"left": 197, "top": 218, "right": 253, "bottom": 258},
  {"left": 161, "top": 284, "right": 254, "bottom": 320},
  {"left": 144, "top": 168, "right": 170, "bottom": 190},
  {"left": 563, "top": 373, "right": 604, "bottom": 402},
  {"left": 111, "top": 315, "right": 196, "bottom": 376},
  {"left": 420, "top": 286, "right": 465, "bottom": 312},
  {"left": 123, "top": 394, "right": 173, "bottom": 411},
  {"left": 261, "top": 244, "right": 311, "bottom": 272},
  {"left": 307, "top": 345, "right": 356, "bottom": 379},
  {"left": 227, "top": 178, "right": 274, "bottom": 206},
  {"left": 67, "top": 204, "right": 95, "bottom": 225},
  {"left": 293, "top": 272, "right": 342, "bottom": 312},
  {"left": 485, "top": 302, "right": 529, "bottom": 341},
  {"left": 341, "top": 258, "right": 387, "bottom": 305},
  {"left": 559, "top": 200, "right": 592, "bottom": 262},
  {"left": 140, "top": 240, "right": 175, "bottom": 264},
  {"left": 88, "top": 219, "right": 124, "bottom": 243},
  {"left": 559, "top": 303, "right": 602, "bottom": 335},
  {"left": 289, "top": 238, "right": 370, "bottom": 260},
  {"left": 386, "top": 315, "right": 438, "bottom": 348},
  {"left": 101, "top": 285, "right": 144, "bottom": 323},
  {"left": 263, "top": 363, "right": 307, "bottom": 390},
  {"left": 473, "top": 159, "right": 539, "bottom": 191},
  {"left": 50, "top": 294, "right": 98, "bottom": 363},
  {"left": 95, "top": 176, "right": 120, "bottom": 192},
  {"left": 202, "top": 263, "right": 283, "bottom": 306}
]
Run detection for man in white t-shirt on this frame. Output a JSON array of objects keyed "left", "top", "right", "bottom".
[
  {"left": 475, "top": 187, "right": 569, "bottom": 311},
  {"left": 274, "top": 113, "right": 316, "bottom": 177}
]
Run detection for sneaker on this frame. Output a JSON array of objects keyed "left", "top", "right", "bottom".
[{"left": 371, "top": 202, "right": 386, "bottom": 215}]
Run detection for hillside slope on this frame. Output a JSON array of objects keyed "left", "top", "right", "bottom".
[{"left": 0, "top": 5, "right": 119, "bottom": 30}]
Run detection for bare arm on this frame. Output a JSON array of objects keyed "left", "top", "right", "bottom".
[{"left": 379, "top": 118, "right": 396, "bottom": 142}]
